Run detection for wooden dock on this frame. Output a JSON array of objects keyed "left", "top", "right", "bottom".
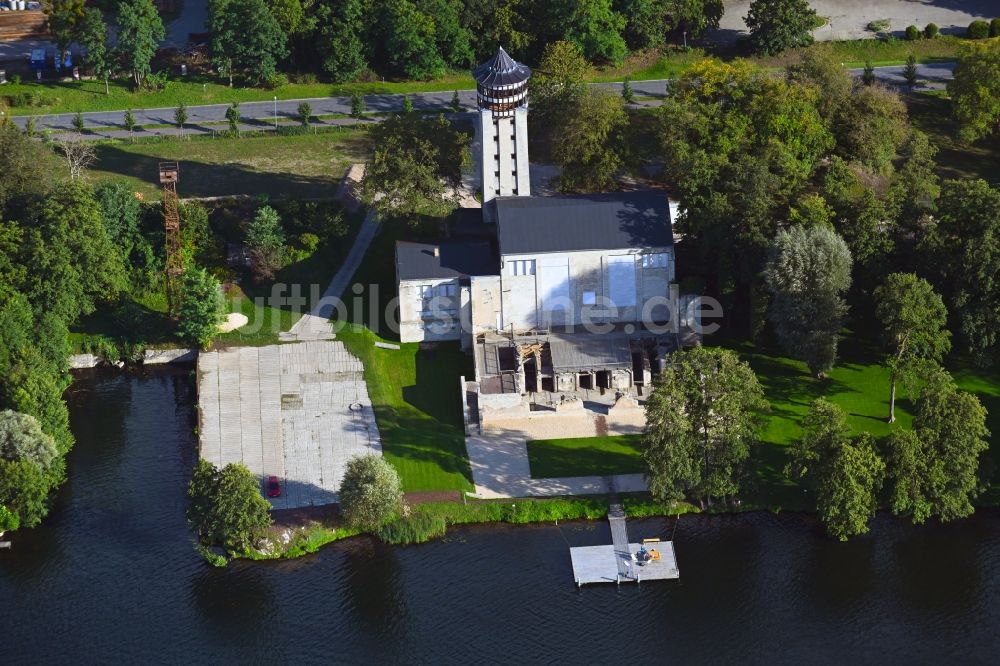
[{"left": 569, "top": 503, "right": 679, "bottom": 586}]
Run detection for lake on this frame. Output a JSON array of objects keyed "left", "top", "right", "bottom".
[{"left": 2, "top": 370, "right": 998, "bottom": 664}]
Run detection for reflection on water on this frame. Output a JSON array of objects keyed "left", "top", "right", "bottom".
[{"left": 1, "top": 370, "right": 998, "bottom": 663}]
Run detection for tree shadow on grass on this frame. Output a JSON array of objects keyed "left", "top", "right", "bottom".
[{"left": 91, "top": 142, "right": 342, "bottom": 199}]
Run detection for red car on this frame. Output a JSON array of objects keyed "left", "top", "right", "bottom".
[{"left": 266, "top": 475, "right": 281, "bottom": 498}]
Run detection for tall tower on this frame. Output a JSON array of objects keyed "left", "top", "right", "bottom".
[
  {"left": 158, "top": 161, "right": 183, "bottom": 317},
  {"left": 473, "top": 47, "right": 531, "bottom": 205}
]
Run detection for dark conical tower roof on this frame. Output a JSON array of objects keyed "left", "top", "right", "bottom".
[{"left": 473, "top": 47, "right": 531, "bottom": 88}]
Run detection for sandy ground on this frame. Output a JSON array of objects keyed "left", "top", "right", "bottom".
[
  {"left": 716, "top": 0, "right": 996, "bottom": 42},
  {"left": 217, "top": 312, "right": 248, "bottom": 333}
]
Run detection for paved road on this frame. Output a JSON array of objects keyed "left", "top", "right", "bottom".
[
  {"left": 10, "top": 63, "right": 951, "bottom": 135},
  {"left": 9, "top": 80, "right": 669, "bottom": 132}
]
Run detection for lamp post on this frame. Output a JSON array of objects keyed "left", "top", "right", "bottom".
[
  {"left": 273, "top": 96, "right": 278, "bottom": 130},
  {"left": 683, "top": 31, "right": 687, "bottom": 50}
]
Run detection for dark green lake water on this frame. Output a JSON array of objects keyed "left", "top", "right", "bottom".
[{"left": 2, "top": 370, "right": 998, "bottom": 664}]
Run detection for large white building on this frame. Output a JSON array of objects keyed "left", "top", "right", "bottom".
[{"left": 395, "top": 48, "right": 688, "bottom": 421}]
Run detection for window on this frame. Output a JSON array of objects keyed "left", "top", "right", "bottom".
[
  {"left": 508, "top": 260, "right": 535, "bottom": 276},
  {"left": 436, "top": 283, "right": 457, "bottom": 298},
  {"left": 608, "top": 255, "right": 637, "bottom": 307},
  {"left": 642, "top": 253, "right": 669, "bottom": 268},
  {"left": 582, "top": 291, "right": 596, "bottom": 306}
]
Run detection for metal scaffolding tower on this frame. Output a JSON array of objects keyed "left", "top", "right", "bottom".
[{"left": 159, "top": 162, "right": 183, "bottom": 316}]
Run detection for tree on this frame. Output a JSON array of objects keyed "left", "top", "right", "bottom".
[
  {"left": 558, "top": 0, "right": 627, "bottom": 64},
  {"left": 0, "top": 459, "right": 52, "bottom": 529},
  {"left": 903, "top": 54, "right": 919, "bottom": 88},
  {"left": 339, "top": 455, "right": 403, "bottom": 530},
  {"left": 788, "top": 400, "right": 885, "bottom": 540},
  {"left": 642, "top": 346, "right": 768, "bottom": 504},
  {"left": 621, "top": 76, "right": 634, "bottom": 103},
  {"left": 925, "top": 179, "right": 1000, "bottom": 365},
  {"left": 451, "top": 90, "right": 461, "bottom": 112},
  {"left": 314, "top": 0, "right": 367, "bottom": 83},
  {"left": 187, "top": 460, "right": 272, "bottom": 554},
  {"left": 529, "top": 40, "right": 589, "bottom": 157},
  {"left": 874, "top": 273, "right": 951, "bottom": 422},
  {"left": 381, "top": 0, "right": 446, "bottom": 79},
  {"left": 0, "top": 122, "right": 57, "bottom": 211},
  {"left": 43, "top": 0, "right": 86, "bottom": 65},
  {"left": 174, "top": 102, "right": 188, "bottom": 133},
  {"left": 888, "top": 130, "right": 940, "bottom": 230},
  {"left": 834, "top": 85, "right": 909, "bottom": 176},
  {"left": 817, "top": 433, "right": 885, "bottom": 541},
  {"left": 745, "top": 0, "right": 817, "bottom": 55},
  {"left": 0, "top": 504, "right": 19, "bottom": 534},
  {"left": 351, "top": 92, "right": 365, "bottom": 118},
  {"left": 270, "top": 0, "right": 304, "bottom": 35},
  {"left": 862, "top": 60, "right": 876, "bottom": 86},
  {"left": 0, "top": 410, "right": 59, "bottom": 473},
  {"left": 116, "top": 0, "right": 165, "bottom": 89},
  {"left": 123, "top": 109, "right": 139, "bottom": 139},
  {"left": 360, "top": 113, "right": 470, "bottom": 219},
  {"left": 418, "top": 0, "right": 474, "bottom": 69},
  {"left": 225, "top": 102, "right": 241, "bottom": 135},
  {"left": 552, "top": 89, "right": 627, "bottom": 192},
  {"left": 297, "top": 101, "right": 312, "bottom": 127},
  {"left": 948, "top": 39, "right": 1000, "bottom": 142},
  {"left": 764, "top": 224, "right": 853, "bottom": 377},
  {"left": 21, "top": 182, "right": 127, "bottom": 322},
  {"left": 175, "top": 267, "right": 225, "bottom": 348},
  {"left": 658, "top": 59, "right": 834, "bottom": 323},
  {"left": 617, "top": 0, "right": 725, "bottom": 49},
  {"left": 787, "top": 46, "right": 852, "bottom": 120},
  {"left": 209, "top": 0, "right": 288, "bottom": 86},
  {"left": 401, "top": 95, "right": 414, "bottom": 114},
  {"left": 887, "top": 369, "right": 990, "bottom": 523},
  {"left": 79, "top": 7, "right": 111, "bottom": 94},
  {"left": 246, "top": 205, "right": 286, "bottom": 282}
]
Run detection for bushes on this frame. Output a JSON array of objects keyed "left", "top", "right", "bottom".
[
  {"left": 905, "top": 25, "right": 920, "bottom": 41},
  {"left": 377, "top": 511, "right": 447, "bottom": 545},
  {"left": 968, "top": 20, "right": 990, "bottom": 39},
  {"left": 867, "top": 19, "right": 891, "bottom": 33},
  {"left": 924, "top": 23, "right": 939, "bottom": 39},
  {"left": 992, "top": 18, "right": 1000, "bottom": 38}
]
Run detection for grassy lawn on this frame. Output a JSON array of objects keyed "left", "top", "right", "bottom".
[
  {"left": 526, "top": 435, "right": 645, "bottom": 478},
  {"left": 753, "top": 36, "right": 963, "bottom": 69},
  {"left": 906, "top": 91, "right": 1000, "bottom": 185},
  {"left": 85, "top": 128, "right": 371, "bottom": 199},
  {"left": 330, "top": 218, "right": 475, "bottom": 493},
  {"left": 338, "top": 326, "right": 474, "bottom": 493},
  {"left": 709, "top": 333, "right": 1000, "bottom": 507}
]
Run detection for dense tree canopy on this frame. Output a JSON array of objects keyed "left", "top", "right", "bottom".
[
  {"left": 788, "top": 400, "right": 885, "bottom": 540},
  {"left": 925, "top": 179, "right": 1000, "bottom": 366},
  {"left": 643, "top": 346, "right": 768, "bottom": 504},
  {"left": 948, "top": 39, "right": 1000, "bottom": 142},
  {"left": 658, "top": 59, "right": 833, "bottom": 292},
  {"left": 210, "top": 0, "right": 289, "bottom": 86},
  {"left": 552, "top": 89, "right": 628, "bottom": 192},
  {"left": 764, "top": 224, "right": 852, "bottom": 377},
  {"left": 360, "top": 114, "right": 470, "bottom": 218},
  {"left": 887, "top": 369, "right": 990, "bottom": 523}
]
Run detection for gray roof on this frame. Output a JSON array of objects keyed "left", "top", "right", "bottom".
[
  {"left": 473, "top": 47, "right": 531, "bottom": 88},
  {"left": 492, "top": 191, "right": 673, "bottom": 255},
  {"left": 396, "top": 240, "right": 498, "bottom": 281}
]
